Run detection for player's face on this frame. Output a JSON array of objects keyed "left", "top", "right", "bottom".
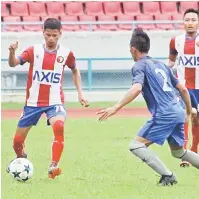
[
  {"left": 43, "top": 29, "right": 61, "bottom": 49},
  {"left": 184, "top": 12, "right": 199, "bottom": 34}
]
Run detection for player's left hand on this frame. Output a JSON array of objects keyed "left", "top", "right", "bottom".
[
  {"left": 97, "top": 107, "right": 117, "bottom": 121},
  {"left": 78, "top": 95, "right": 89, "bottom": 107}
]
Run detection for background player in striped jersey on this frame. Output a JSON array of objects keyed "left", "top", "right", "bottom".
[
  {"left": 169, "top": 9, "right": 199, "bottom": 167},
  {"left": 7, "top": 18, "right": 89, "bottom": 179}
]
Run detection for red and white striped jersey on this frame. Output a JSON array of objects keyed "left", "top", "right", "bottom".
[
  {"left": 169, "top": 33, "right": 199, "bottom": 89},
  {"left": 18, "top": 44, "right": 76, "bottom": 107}
]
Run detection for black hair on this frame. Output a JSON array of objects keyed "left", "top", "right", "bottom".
[
  {"left": 184, "top": 8, "right": 199, "bottom": 19},
  {"left": 130, "top": 28, "right": 150, "bottom": 53},
  {"left": 44, "top": 18, "right": 62, "bottom": 30}
]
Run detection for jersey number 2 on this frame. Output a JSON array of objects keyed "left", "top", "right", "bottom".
[{"left": 155, "top": 69, "right": 172, "bottom": 92}]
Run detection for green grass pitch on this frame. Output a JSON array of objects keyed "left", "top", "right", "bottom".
[{"left": 1, "top": 103, "right": 198, "bottom": 199}]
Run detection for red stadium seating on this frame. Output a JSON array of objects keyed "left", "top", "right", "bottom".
[
  {"left": 85, "top": 2, "right": 104, "bottom": 16},
  {"left": 98, "top": 15, "right": 118, "bottom": 31},
  {"left": 3, "top": 16, "right": 23, "bottom": 32},
  {"left": 136, "top": 14, "right": 156, "bottom": 30},
  {"left": 160, "top": 2, "right": 178, "bottom": 15},
  {"left": 172, "top": 14, "right": 184, "bottom": 29},
  {"left": 79, "top": 15, "right": 98, "bottom": 31},
  {"left": 1, "top": 3, "right": 9, "bottom": 17},
  {"left": 180, "top": 1, "right": 199, "bottom": 13},
  {"left": 28, "top": 2, "right": 47, "bottom": 17},
  {"left": 142, "top": 1, "right": 161, "bottom": 17},
  {"left": 155, "top": 14, "right": 174, "bottom": 30},
  {"left": 123, "top": 1, "right": 141, "bottom": 16},
  {"left": 41, "top": 16, "right": 60, "bottom": 22},
  {"left": 11, "top": 2, "right": 29, "bottom": 17},
  {"left": 103, "top": 2, "right": 122, "bottom": 16},
  {"left": 46, "top": 2, "right": 66, "bottom": 17},
  {"left": 60, "top": 16, "right": 80, "bottom": 31},
  {"left": 65, "top": 2, "right": 84, "bottom": 16},
  {"left": 23, "top": 16, "right": 42, "bottom": 32},
  {"left": 117, "top": 15, "right": 135, "bottom": 30}
]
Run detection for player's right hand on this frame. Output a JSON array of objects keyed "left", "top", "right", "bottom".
[{"left": 9, "top": 41, "right": 18, "bottom": 52}]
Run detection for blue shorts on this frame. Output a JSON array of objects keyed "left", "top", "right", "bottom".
[
  {"left": 188, "top": 89, "right": 199, "bottom": 117},
  {"left": 18, "top": 105, "right": 67, "bottom": 128},
  {"left": 137, "top": 119, "right": 184, "bottom": 146}
]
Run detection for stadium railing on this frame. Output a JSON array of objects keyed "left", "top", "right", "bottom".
[
  {"left": 2, "top": 57, "right": 168, "bottom": 91},
  {"left": 1, "top": 20, "right": 183, "bottom": 32}
]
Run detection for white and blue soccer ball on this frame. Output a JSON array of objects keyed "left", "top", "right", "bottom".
[{"left": 8, "top": 158, "right": 34, "bottom": 182}]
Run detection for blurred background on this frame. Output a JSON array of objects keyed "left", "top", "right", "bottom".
[{"left": 1, "top": 1, "right": 198, "bottom": 102}]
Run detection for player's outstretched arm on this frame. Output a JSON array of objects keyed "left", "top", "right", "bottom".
[
  {"left": 8, "top": 41, "right": 21, "bottom": 67},
  {"left": 176, "top": 83, "right": 192, "bottom": 116},
  {"left": 97, "top": 83, "right": 142, "bottom": 121},
  {"left": 72, "top": 67, "right": 89, "bottom": 107}
]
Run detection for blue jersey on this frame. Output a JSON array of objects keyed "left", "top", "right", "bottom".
[{"left": 132, "top": 56, "right": 185, "bottom": 123}]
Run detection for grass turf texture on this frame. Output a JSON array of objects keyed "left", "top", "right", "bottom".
[
  {"left": 1, "top": 101, "right": 146, "bottom": 110},
  {"left": 2, "top": 117, "right": 198, "bottom": 199}
]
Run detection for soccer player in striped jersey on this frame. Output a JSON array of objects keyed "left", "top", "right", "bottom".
[
  {"left": 169, "top": 9, "right": 199, "bottom": 167},
  {"left": 7, "top": 18, "right": 89, "bottom": 179}
]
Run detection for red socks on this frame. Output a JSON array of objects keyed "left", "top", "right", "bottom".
[
  {"left": 13, "top": 134, "right": 26, "bottom": 158},
  {"left": 184, "top": 123, "right": 189, "bottom": 149},
  {"left": 52, "top": 120, "right": 64, "bottom": 165},
  {"left": 190, "top": 125, "right": 199, "bottom": 153}
]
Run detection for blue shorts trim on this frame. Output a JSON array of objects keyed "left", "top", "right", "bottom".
[
  {"left": 18, "top": 105, "right": 67, "bottom": 128},
  {"left": 188, "top": 89, "right": 199, "bottom": 117},
  {"left": 137, "top": 119, "right": 184, "bottom": 147}
]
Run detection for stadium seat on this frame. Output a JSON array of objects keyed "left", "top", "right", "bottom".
[
  {"left": 180, "top": 1, "right": 199, "bottom": 13},
  {"left": 142, "top": 2, "right": 161, "bottom": 17},
  {"left": 122, "top": 1, "right": 141, "bottom": 16},
  {"left": 60, "top": 16, "right": 80, "bottom": 31},
  {"left": 136, "top": 14, "right": 156, "bottom": 30},
  {"left": 3, "top": 16, "right": 23, "bottom": 32},
  {"left": 41, "top": 16, "right": 60, "bottom": 22},
  {"left": 23, "top": 16, "right": 42, "bottom": 32},
  {"left": 79, "top": 15, "right": 98, "bottom": 31},
  {"left": 1, "top": 3, "right": 9, "bottom": 17},
  {"left": 98, "top": 15, "right": 118, "bottom": 31},
  {"left": 85, "top": 2, "right": 104, "bottom": 16},
  {"left": 46, "top": 2, "right": 66, "bottom": 17},
  {"left": 103, "top": 2, "right": 122, "bottom": 16},
  {"left": 172, "top": 14, "right": 184, "bottom": 29},
  {"left": 160, "top": 2, "right": 179, "bottom": 15},
  {"left": 28, "top": 2, "right": 47, "bottom": 17},
  {"left": 11, "top": 2, "right": 29, "bottom": 17},
  {"left": 65, "top": 2, "right": 84, "bottom": 16},
  {"left": 155, "top": 14, "right": 174, "bottom": 30},
  {"left": 117, "top": 15, "right": 136, "bottom": 30}
]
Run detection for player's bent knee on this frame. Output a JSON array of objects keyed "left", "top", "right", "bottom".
[
  {"left": 171, "top": 149, "right": 186, "bottom": 159},
  {"left": 52, "top": 120, "right": 64, "bottom": 135},
  {"left": 129, "top": 140, "right": 146, "bottom": 152}
]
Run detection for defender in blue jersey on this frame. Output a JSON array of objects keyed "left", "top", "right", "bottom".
[{"left": 97, "top": 29, "right": 199, "bottom": 186}]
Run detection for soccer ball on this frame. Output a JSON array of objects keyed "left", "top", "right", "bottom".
[{"left": 8, "top": 158, "right": 34, "bottom": 182}]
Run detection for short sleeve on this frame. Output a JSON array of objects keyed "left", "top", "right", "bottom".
[
  {"left": 169, "top": 37, "right": 178, "bottom": 56},
  {"left": 131, "top": 62, "right": 145, "bottom": 86},
  {"left": 169, "top": 68, "right": 179, "bottom": 87},
  {"left": 17, "top": 46, "right": 33, "bottom": 65},
  {"left": 65, "top": 51, "right": 76, "bottom": 69}
]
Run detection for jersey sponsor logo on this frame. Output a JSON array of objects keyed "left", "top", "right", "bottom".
[
  {"left": 178, "top": 55, "right": 199, "bottom": 66},
  {"left": 57, "top": 56, "right": 64, "bottom": 63},
  {"left": 33, "top": 70, "right": 61, "bottom": 84}
]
